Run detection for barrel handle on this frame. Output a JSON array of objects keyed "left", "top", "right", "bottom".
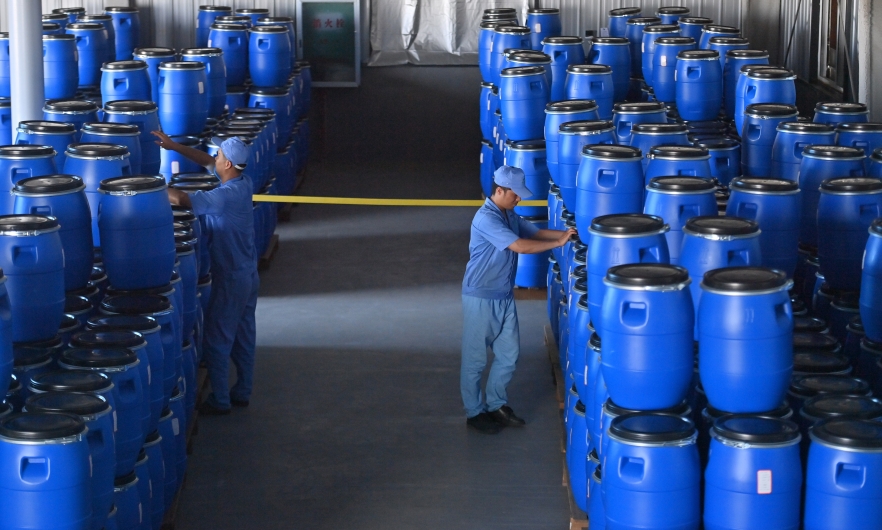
[
  {"left": 746, "top": 124, "right": 762, "bottom": 141},
  {"left": 686, "top": 66, "right": 701, "bottom": 79},
  {"left": 774, "top": 301, "right": 791, "bottom": 326},
  {"left": 616, "top": 120, "right": 632, "bottom": 138},
  {"left": 19, "top": 457, "right": 49, "bottom": 484},
  {"left": 29, "top": 206, "right": 52, "bottom": 216},
  {"left": 114, "top": 77, "right": 129, "bottom": 90},
  {"left": 87, "top": 426, "right": 107, "bottom": 453},
  {"left": 620, "top": 301, "right": 647, "bottom": 327},
  {"left": 257, "top": 37, "right": 271, "bottom": 51},
  {"left": 734, "top": 202, "right": 758, "bottom": 220},
  {"left": 588, "top": 51, "right": 600, "bottom": 64},
  {"left": 679, "top": 204, "right": 702, "bottom": 221},
  {"left": 590, "top": 81, "right": 604, "bottom": 91},
  {"left": 726, "top": 249, "right": 750, "bottom": 266},
  {"left": 618, "top": 456, "right": 645, "bottom": 483},
  {"left": 117, "top": 377, "right": 139, "bottom": 403},
  {"left": 639, "top": 246, "right": 663, "bottom": 262},
  {"left": 597, "top": 169, "right": 617, "bottom": 188},
  {"left": 834, "top": 462, "right": 866, "bottom": 490},
  {"left": 793, "top": 141, "right": 811, "bottom": 158}
]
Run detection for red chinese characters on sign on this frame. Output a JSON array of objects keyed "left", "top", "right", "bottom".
[{"left": 312, "top": 17, "right": 345, "bottom": 30}]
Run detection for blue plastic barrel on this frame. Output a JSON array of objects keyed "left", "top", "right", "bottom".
[
  {"left": 815, "top": 102, "right": 869, "bottom": 128},
  {"left": 708, "top": 36, "right": 749, "bottom": 75},
  {"left": 197, "top": 5, "right": 231, "bottom": 48},
  {"left": 679, "top": 17, "right": 713, "bottom": 41},
  {"left": 98, "top": 176, "right": 175, "bottom": 291},
  {"left": 157, "top": 62, "right": 208, "bottom": 137},
  {"left": 612, "top": 101, "right": 666, "bottom": 144},
  {"left": 0, "top": 145, "right": 59, "bottom": 209},
  {"left": 698, "top": 24, "right": 739, "bottom": 49},
  {"left": 0, "top": 274, "right": 11, "bottom": 386},
  {"left": 480, "top": 82, "right": 496, "bottom": 140},
  {"left": 589, "top": 464, "right": 605, "bottom": 530},
  {"left": 235, "top": 7, "right": 269, "bottom": 26},
  {"left": 14, "top": 121, "right": 76, "bottom": 169},
  {"left": 599, "top": 264, "right": 694, "bottom": 409},
  {"left": 168, "top": 387, "right": 188, "bottom": 488},
  {"left": 564, "top": 65, "right": 614, "bottom": 119},
  {"left": 771, "top": 122, "right": 835, "bottom": 181},
  {"left": 174, "top": 236, "right": 198, "bottom": 341},
  {"left": 736, "top": 68, "right": 797, "bottom": 135},
  {"left": 675, "top": 50, "right": 722, "bottom": 122},
  {"left": 250, "top": 87, "right": 293, "bottom": 144},
  {"left": 818, "top": 177, "right": 882, "bottom": 291},
  {"left": 558, "top": 120, "right": 615, "bottom": 211},
  {"left": 256, "top": 16, "right": 296, "bottom": 68},
  {"left": 644, "top": 145, "right": 713, "bottom": 187},
  {"left": 142, "top": 430, "right": 165, "bottom": 528},
  {"left": 699, "top": 267, "right": 793, "bottom": 412},
  {"left": 249, "top": 25, "right": 292, "bottom": 87},
  {"left": 837, "top": 122, "right": 882, "bottom": 173},
  {"left": 104, "top": 7, "right": 140, "bottom": 61},
  {"left": 574, "top": 145, "right": 644, "bottom": 238},
  {"left": 215, "top": 15, "right": 252, "bottom": 27},
  {"left": 490, "top": 26, "right": 531, "bottom": 86},
  {"left": 479, "top": 20, "right": 516, "bottom": 82},
  {"left": 103, "top": 100, "right": 161, "bottom": 175},
  {"left": 479, "top": 140, "right": 493, "bottom": 197},
  {"left": 80, "top": 123, "right": 142, "bottom": 174},
  {"left": 788, "top": 374, "right": 871, "bottom": 416},
  {"left": 132, "top": 47, "right": 176, "bottom": 103},
  {"left": 53, "top": 6, "right": 85, "bottom": 25},
  {"left": 12, "top": 176, "right": 93, "bottom": 291},
  {"left": 652, "top": 37, "right": 697, "bottom": 104},
  {"left": 540, "top": 36, "right": 584, "bottom": 102},
  {"left": 723, "top": 50, "right": 768, "bottom": 119},
  {"left": 100, "top": 60, "right": 150, "bottom": 105},
  {"left": 657, "top": 6, "right": 690, "bottom": 24},
  {"left": 642, "top": 24, "right": 679, "bottom": 84},
  {"left": 743, "top": 103, "right": 800, "bottom": 177},
  {"left": 42, "top": 23, "right": 62, "bottom": 36},
  {"left": 630, "top": 123, "right": 690, "bottom": 170},
  {"left": 600, "top": 399, "right": 692, "bottom": 458},
  {"left": 525, "top": 9, "right": 561, "bottom": 50},
  {"left": 504, "top": 49, "right": 552, "bottom": 87},
  {"left": 798, "top": 145, "right": 866, "bottom": 249},
  {"left": 545, "top": 101, "right": 600, "bottom": 184},
  {"left": 704, "top": 415, "right": 802, "bottom": 530},
  {"left": 604, "top": 413, "right": 700, "bottom": 529},
  {"left": 156, "top": 407, "right": 177, "bottom": 511},
  {"left": 566, "top": 399, "right": 589, "bottom": 512},
  {"left": 78, "top": 14, "right": 115, "bottom": 63},
  {"left": 587, "top": 214, "right": 670, "bottom": 318},
  {"left": 862, "top": 220, "right": 882, "bottom": 343},
  {"left": 587, "top": 37, "right": 631, "bottom": 104},
  {"left": 42, "top": 99, "right": 99, "bottom": 138},
  {"left": 608, "top": 7, "right": 641, "bottom": 38},
  {"left": 624, "top": 17, "right": 661, "bottom": 78},
  {"left": 504, "top": 141, "right": 549, "bottom": 217},
  {"left": 43, "top": 34, "right": 79, "bottom": 99},
  {"left": 43, "top": 13, "right": 69, "bottom": 31},
  {"left": 499, "top": 66, "right": 549, "bottom": 142},
  {"left": 727, "top": 177, "right": 801, "bottom": 275},
  {"left": 113, "top": 471, "right": 143, "bottom": 529},
  {"left": 0, "top": 412, "right": 91, "bottom": 530},
  {"left": 696, "top": 138, "right": 741, "bottom": 185},
  {"left": 643, "top": 177, "right": 717, "bottom": 264},
  {"left": 66, "top": 22, "right": 108, "bottom": 88}
]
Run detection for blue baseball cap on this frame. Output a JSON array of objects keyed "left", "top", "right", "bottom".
[
  {"left": 493, "top": 165, "right": 533, "bottom": 199},
  {"left": 211, "top": 136, "right": 251, "bottom": 170}
]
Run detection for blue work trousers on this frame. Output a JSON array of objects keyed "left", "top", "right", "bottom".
[
  {"left": 203, "top": 269, "right": 259, "bottom": 408},
  {"left": 461, "top": 294, "right": 520, "bottom": 418}
]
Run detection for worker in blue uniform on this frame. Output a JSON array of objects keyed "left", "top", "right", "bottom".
[
  {"left": 462, "top": 166, "right": 576, "bottom": 434},
  {"left": 155, "top": 131, "right": 260, "bottom": 415}
]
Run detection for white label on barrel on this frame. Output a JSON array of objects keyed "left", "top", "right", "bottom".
[
  {"left": 138, "top": 504, "right": 143, "bottom": 522},
  {"left": 198, "top": 81, "right": 205, "bottom": 94},
  {"left": 642, "top": 43, "right": 645, "bottom": 52},
  {"left": 534, "top": 23, "right": 541, "bottom": 33},
  {"left": 147, "top": 364, "right": 151, "bottom": 384},
  {"left": 487, "top": 99, "right": 490, "bottom": 111},
  {"left": 172, "top": 417, "right": 180, "bottom": 436},
  {"left": 863, "top": 249, "right": 867, "bottom": 269},
  {"left": 113, "top": 410, "right": 118, "bottom": 432},
  {"left": 674, "top": 71, "right": 677, "bottom": 81},
  {"left": 757, "top": 470, "right": 772, "bottom": 494},
  {"left": 480, "top": 152, "right": 484, "bottom": 163},
  {"left": 660, "top": 55, "right": 667, "bottom": 67},
  {"left": 172, "top": 161, "right": 180, "bottom": 174}
]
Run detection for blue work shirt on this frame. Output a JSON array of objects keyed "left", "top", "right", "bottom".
[
  {"left": 462, "top": 198, "right": 539, "bottom": 299},
  {"left": 189, "top": 173, "right": 257, "bottom": 277}
]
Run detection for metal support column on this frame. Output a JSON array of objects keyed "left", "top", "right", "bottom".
[{"left": 8, "top": 0, "right": 44, "bottom": 132}]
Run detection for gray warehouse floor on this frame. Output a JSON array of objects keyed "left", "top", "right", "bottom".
[{"left": 176, "top": 66, "right": 569, "bottom": 529}]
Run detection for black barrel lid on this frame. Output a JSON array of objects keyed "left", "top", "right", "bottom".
[
  {"left": 86, "top": 315, "right": 159, "bottom": 333},
  {"left": 649, "top": 145, "right": 709, "bottom": 158},
  {"left": 848, "top": 315, "right": 864, "bottom": 332},
  {"left": 632, "top": 123, "right": 688, "bottom": 134},
  {"left": 495, "top": 25, "right": 530, "bottom": 35},
  {"left": 836, "top": 122, "right": 882, "bottom": 132},
  {"left": 99, "top": 176, "right": 165, "bottom": 193},
  {"left": 794, "top": 317, "right": 829, "bottom": 333},
  {"left": 747, "top": 68, "right": 795, "bottom": 79},
  {"left": 740, "top": 64, "right": 779, "bottom": 75},
  {"left": 133, "top": 47, "right": 176, "bottom": 57},
  {"left": 17, "top": 121, "right": 76, "bottom": 133},
  {"left": 79, "top": 15, "right": 111, "bottom": 22},
  {"left": 648, "top": 177, "right": 715, "bottom": 191},
  {"left": 590, "top": 214, "right": 665, "bottom": 234},
  {"left": 820, "top": 177, "right": 882, "bottom": 193},
  {"left": 248, "top": 87, "right": 290, "bottom": 99},
  {"left": 812, "top": 418, "right": 882, "bottom": 448},
  {"left": 610, "top": 7, "right": 642, "bottom": 16},
  {"left": 65, "top": 22, "right": 104, "bottom": 31},
  {"left": 81, "top": 123, "right": 139, "bottom": 135},
  {"left": 104, "top": 100, "right": 157, "bottom": 112},
  {"left": 13, "top": 175, "right": 84, "bottom": 194},
  {"left": 713, "top": 415, "right": 799, "bottom": 444},
  {"left": 13, "top": 346, "right": 52, "bottom": 367},
  {"left": 626, "top": 17, "right": 662, "bottom": 25},
  {"left": 605, "top": 398, "right": 690, "bottom": 417},
  {"left": 171, "top": 173, "right": 218, "bottom": 184},
  {"left": 684, "top": 216, "right": 758, "bottom": 236},
  {"left": 101, "top": 60, "right": 147, "bottom": 71},
  {"left": 0, "top": 412, "right": 85, "bottom": 440},
  {"left": 546, "top": 100, "right": 599, "bottom": 113},
  {"left": 816, "top": 102, "right": 869, "bottom": 114},
  {"left": 709, "top": 36, "right": 749, "bottom": 45},
  {"left": 658, "top": 6, "right": 690, "bottom": 15},
  {"left": 527, "top": 7, "right": 559, "bottom": 14},
  {"left": 655, "top": 37, "right": 696, "bottom": 46},
  {"left": 794, "top": 332, "right": 841, "bottom": 353},
  {"left": 778, "top": 122, "right": 834, "bottom": 133},
  {"left": 727, "top": 49, "right": 769, "bottom": 59},
  {"left": 257, "top": 16, "right": 295, "bottom": 23},
  {"left": 159, "top": 62, "right": 205, "bottom": 70},
  {"left": 508, "top": 140, "right": 546, "bottom": 150},
  {"left": 567, "top": 64, "right": 611, "bottom": 74},
  {"left": 30, "top": 370, "right": 112, "bottom": 393},
  {"left": 541, "top": 36, "right": 582, "bottom": 44},
  {"left": 606, "top": 263, "right": 689, "bottom": 287},
  {"left": 235, "top": 7, "right": 269, "bottom": 14},
  {"left": 169, "top": 182, "right": 219, "bottom": 192},
  {"left": 680, "top": 17, "right": 713, "bottom": 24},
  {"left": 66, "top": 143, "right": 128, "bottom": 157},
  {"left": 0, "top": 145, "right": 55, "bottom": 158},
  {"left": 560, "top": 120, "right": 613, "bottom": 134},
  {"left": 702, "top": 267, "right": 788, "bottom": 291},
  {"left": 678, "top": 49, "right": 719, "bottom": 60},
  {"left": 59, "top": 314, "right": 79, "bottom": 331},
  {"left": 480, "top": 20, "right": 516, "bottom": 30},
  {"left": 705, "top": 400, "right": 792, "bottom": 420},
  {"left": 791, "top": 375, "right": 871, "bottom": 399},
  {"left": 71, "top": 330, "right": 144, "bottom": 350},
  {"left": 591, "top": 37, "right": 629, "bottom": 45},
  {"left": 181, "top": 47, "right": 224, "bottom": 56},
  {"left": 608, "top": 412, "right": 695, "bottom": 443},
  {"left": 43, "top": 13, "right": 68, "bottom": 21},
  {"left": 53, "top": 7, "right": 85, "bottom": 14},
  {"left": 232, "top": 107, "right": 276, "bottom": 117},
  {"left": 209, "top": 22, "right": 248, "bottom": 31},
  {"left": 745, "top": 103, "right": 799, "bottom": 117},
  {"left": 64, "top": 294, "right": 91, "bottom": 314},
  {"left": 804, "top": 145, "right": 866, "bottom": 158},
  {"left": 249, "top": 25, "right": 288, "bottom": 34},
  {"left": 199, "top": 4, "right": 232, "bottom": 11},
  {"left": 730, "top": 177, "right": 799, "bottom": 192},
  {"left": 703, "top": 24, "right": 739, "bottom": 34},
  {"left": 172, "top": 207, "right": 197, "bottom": 223},
  {"left": 60, "top": 347, "right": 138, "bottom": 368},
  {"left": 101, "top": 294, "right": 171, "bottom": 315},
  {"left": 500, "top": 65, "right": 545, "bottom": 77},
  {"left": 794, "top": 351, "right": 851, "bottom": 374},
  {"left": 613, "top": 102, "right": 665, "bottom": 113},
  {"left": 803, "top": 395, "right": 882, "bottom": 420},
  {"left": 26, "top": 391, "right": 109, "bottom": 416},
  {"left": 589, "top": 332, "right": 601, "bottom": 350},
  {"left": 114, "top": 471, "right": 138, "bottom": 488},
  {"left": 644, "top": 24, "right": 680, "bottom": 33},
  {"left": 581, "top": 144, "right": 640, "bottom": 158},
  {"left": 0, "top": 215, "right": 59, "bottom": 232},
  {"left": 696, "top": 137, "right": 741, "bottom": 150}
]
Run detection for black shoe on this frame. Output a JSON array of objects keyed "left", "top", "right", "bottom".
[
  {"left": 231, "top": 398, "right": 250, "bottom": 408},
  {"left": 489, "top": 405, "right": 526, "bottom": 427},
  {"left": 466, "top": 412, "right": 502, "bottom": 434},
  {"left": 199, "top": 400, "right": 231, "bottom": 416}
]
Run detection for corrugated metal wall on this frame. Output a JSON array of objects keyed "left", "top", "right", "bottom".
[{"left": 777, "top": 0, "right": 813, "bottom": 80}]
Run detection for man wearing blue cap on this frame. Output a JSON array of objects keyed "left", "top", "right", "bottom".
[
  {"left": 462, "top": 165, "right": 576, "bottom": 434},
  {"left": 156, "top": 131, "right": 260, "bottom": 415}
]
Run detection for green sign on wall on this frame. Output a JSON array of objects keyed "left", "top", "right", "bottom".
[{"left": 297, "top": 0, "right": 360, "bottom": 87}]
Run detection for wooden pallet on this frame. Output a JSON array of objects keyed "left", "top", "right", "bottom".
[{"left": 257, "top": 234, "right": 280, "bottom": 271}]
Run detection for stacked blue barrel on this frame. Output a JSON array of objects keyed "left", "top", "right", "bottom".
[{"left": 476, "top": 5, "right": 882, "bottom": 528}]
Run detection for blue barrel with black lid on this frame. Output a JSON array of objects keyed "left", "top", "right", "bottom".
[
  {"left": 545, "top": 101, "right": 599, "bottom": 184},
  {"left": 641, "top": 24, "right": 680, "bottom": 84},
  {"left": 541, "top": 36, "right": 584, "bottom": 102},
  {"left": 589, "top": 464, "right": 605, "bottom": 530},
  {"left": 804, "top": 418, "right": 882, "bottom": 530},
  {"left": 644, "top": 177, "right": 717, "bottom": 264},
  {"left": 861, "top": 219, "right": 882, "bottom": 343},
  {"left": 727, "top": 177, "right": 801, "bottom": 276},
  {"left": 235, "top": 7, "right": 269, "bottom": 26},
  {"left": 587, "top": 214, "right": 670, "bottom": 318},
  {"left": 598, "top": 264, "right": 694, "bottom": 410},
  {"left": 42, "top": 34, "right": 79, "bottom": 100},
  {"left": 599, "top": 399, "right": 692, "bottom": 459},
  {"left": 735, "top": 67, "right": 797, "bottom": 136},
  {"left": 113, "top": 471, "right": 143, "bottom": 530},
  {"left": 771, "top": 122, "right": 835, "bottom": 181},
  {"left": 102, "top": 100, "right": 161, "bottom": 175},
  {"left": 657, "top": 6, "right": 690, "bottom": 25},
  {"left": 708, "top": 36, "right": 749, "bottom": 74},
  {"left": 503, "top": 50, "right": 552, "bottom": 91},
  {"left": 14, "top": 121, "right": 76, "bottom": 169},
  {"left": 98, "top": 176, "right": 175, "bottom": 291},
  {"left": 742, "top": 103, "right": 800, "bottom": 177},
  {"left": 604, "top": 413, "right": 701, "bottom": 530},
  {"left": 53, "top": 6, "right": 85, "bottom": 25},
  {"left": 480, "top": 82, "right": 497, "bottom": 140},
  {"left": 698, "top": 24, "right": 739, "bottom": 49},
  {"left": 157, "top": 62, "right": 208, "bottom": 137},
  {"left": 24, "top": 391, "right": 115, "bottom": 530},
  {"left": 564, "top": 65, "right": 613, "bottom": 119},
  {"left": 156, "top": 407, "right": 178, "bottom": 511},
  {"left": 788, "top": 374, "right": 872, "bottom": 415},
  {"left": 723, "top": 49, "right": 769, "bottom": 119},
  {"left": 132, "top": 47, "right": 175, "bottom": 103},
  {"left": 817, "top": 177, "right": 882, "bottom": 292},
  {"left": 525, "top": 9, "right": 561, "bottom": 50},
  {"left": 704, "top": 415, "right": 802, "bottom": 530},
  {"left": 504, "top": 140, "right": 549, "bottom": 217},
  {"left": 0, "top": 146, "right": 60, "bottom": 213},
  {"left": 675, "top": 49, "right": 723, "bottom": 122},
  {"left": 565, "top": 398, "right": 588, "bottom": 512},
  {"left": 558, "top": 120, "right": 615, "bottom": 212},
  {"left": 42, "top": 23, "right": 62, "bottom": 35},
  {"left": 699, "top": 267, "right": 793, "bottom": 413},
  {"left": 100, "top": 60, "right": 151, "bottom": 105},
  {"left": 624, "top": 17, "right": 661, "bottom": 78},
  {"left": 66, "top": 22, "right": 108, "bottom": 88},
  {"left": 249, "top": 25, "right": 292, "bottom": 88},
  {"left": 644, "top": 145, "right": 713, "bottom": 188},
  {"left": 42, "top": 99, "right": 99, "bottom": 138},
  {"left": 215, "top": 14, "right": 253, "bottom": 27},
  {"left": 489, "top": 26, "right": 531, "bottom": 86},
  {"left": 105, "top": 7, "right": 140, "bottom": 61},
  {"left": 574, "top": 144, "right": 643, "bottom": 240},
  {"left": 678, "top": 16, "right": 713, "bottom": 41},
  {"left": 612, "top": 101, "right": 667, "bottom": 145},
  {"left": 588, "top": 37, "right": 631, "bottom": 103},
  {"left": 80, "top": 123, "right": 142, "bottom": 174},
  {"left": 651, "top": 37, "right": 697, "bottom": 104},
  {"left": 256, "top": 16, "right": 296, "bottom": 68},
  {"left": 12, "top": 176, "right": 93, "bottom": 292},
  {"left": 479, "top": 20, "right": 516, "bottom": 82},
  {"left": 78, "top": 14, "right": 115, "bottom": 63},
  {"left": 798, "top": 145, "right": 866, "bottom": 249},
  {"left": 837, "top": 122, "right": 882, "bottom": 172},
  {"left": 196, "top": 5, "right": 231, "bottom": 48},
  {"left": 629, "top": 123, "right": 690, "bottom": 171},
  {"left": 0, "top": 412, "right": 91, "bottom": 530},
  {"left": 695, "top": 137, "right": 742, "bottom": 185},
  {"left": 815, "top": 102, "right": 869, "bottom": 128},
  {"left": 608, "top": 7, "right": 641, "bottom": 38},
  {"left": 174, "top": 230, "right": 199, "bottom": 340},
  {"left": 12, "top": 347, "right": 55, "bottom": 399},
  {"left": 43, "top": 13, "right": 69, "bottom": 31}
]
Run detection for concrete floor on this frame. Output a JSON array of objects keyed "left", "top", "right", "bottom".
[{"left": 175, "top": 66, "right": 570, "bottom": 529}]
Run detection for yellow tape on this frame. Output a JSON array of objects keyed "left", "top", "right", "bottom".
[{"left": 251, "top": 195, "right": 548, "bottom": 207}]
